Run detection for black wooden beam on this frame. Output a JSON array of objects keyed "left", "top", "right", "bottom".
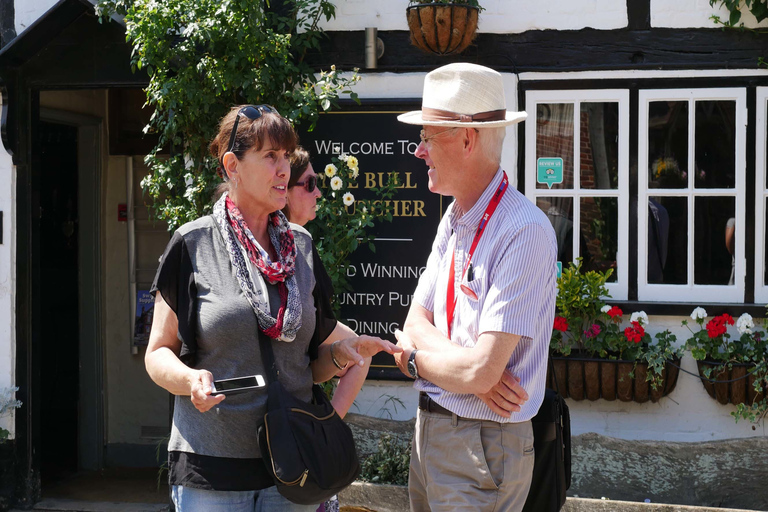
[
  {"left": 309, "top": 28, "right": 768, "bottom": 73},
  {"left": 0, "top": 0, "right": 16, "bottom": 49},
  {"left": 627, "top": 0, "right": 651, "bottom": 30}
]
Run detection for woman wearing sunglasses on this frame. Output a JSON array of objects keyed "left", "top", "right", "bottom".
[
  {"left": 284, "top": 147, "right": 371, "bottom": 512},
  {"left": 145, "top": 105, "right": 400, "bottom": 512}
]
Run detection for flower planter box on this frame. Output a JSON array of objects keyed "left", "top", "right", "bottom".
[
  {"left": 548, "top": 355, "right": 681, "bottom": 403},
  {"left": 406, "top": 3, "right": 479, "bottom": 55},
  {"left": 696, "top": 360, "right": 768, "bottom": 406}
]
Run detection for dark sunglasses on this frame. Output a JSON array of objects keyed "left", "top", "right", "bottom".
[
  {"left": 224, "top": 104, "right": 279, "bottom": 156},
  {"left": 295, "top": 175, "right": 318, "bottom": 193}
]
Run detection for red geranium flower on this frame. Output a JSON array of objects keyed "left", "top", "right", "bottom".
[
  {"left": 584, "top": 324, "right": 601, "bottom": 339},
  {"left": 553, "top": 316, "right": 568, "bottom": 332},
  {"left": 706, "top": 314, "right": 734, "bottom": 339},
  {"left": 624, "top": 321, "right": 645, "bottom": 344},
  {"left": 607, "top": 306, "right": 623, "bottom": 319}
]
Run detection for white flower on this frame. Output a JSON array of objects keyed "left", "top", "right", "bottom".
[
  {"left": 352, "top": 168, "right": 359, "bottom": 179},
  {"left": 362, "top": 206, "right": 368, "bottom": 214},
  {"left": 736, "top": 313, "right": 754, "bottom": 335},
  {"left": 347, "top": 155, "right": 359, "bottom": 172},
  {"left": 339, "top": 153, "right": 349, "bottom": 163},
  {"left": 324, "top": 164, "right": 337, "bottom": 178},
  {"left": 690, "top": 307, "right": 708, "bottom": 321},
  {"left": 630, "top": 311, "right": 649, "bottom": 326},
  {"left": 330, "top": 176, "right": 343, "bottom": 191},
  {"left": 601, "top": 305, "right": 611, "bottom": 314},
  {"left": 342, "top": 192, "right": 355, "bottom": 206}
]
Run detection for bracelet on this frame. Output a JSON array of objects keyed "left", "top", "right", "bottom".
[{"left": 330, "top": 341, "right": 347, "bottom": 371}]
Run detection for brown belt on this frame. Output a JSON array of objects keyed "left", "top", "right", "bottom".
[{"left": 418, "top": 392, "right": 456, "bottom": 417}]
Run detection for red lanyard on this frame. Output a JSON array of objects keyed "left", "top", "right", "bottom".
[{"left": 446, "top": 172, "right": 508, "bottom": 339}]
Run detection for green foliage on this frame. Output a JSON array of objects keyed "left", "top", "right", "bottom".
[
  {"left": 710, "top": 0, "right": 768, "bottom": 27},
  {"left": 640, "top": 331, "right": 683, "bottom": 391},
  {"left": 95, "top": 0, "right": 360, "bottom": 230},
  {"left": 0, "top": 387, "right": 22, "bottom": 443},
  {"left": 308, "top": 154, "right": 397, "bottom": 306},
  {"left": 359, "top": 434, "right": 411, "bottom": 486}
]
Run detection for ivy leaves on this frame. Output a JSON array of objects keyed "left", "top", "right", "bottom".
[
  {"left": 710, "top": 0, "right": 768, "bottom": 27},
  {"left": 97, "top": 0, "right": 360, "bottom": 230}
]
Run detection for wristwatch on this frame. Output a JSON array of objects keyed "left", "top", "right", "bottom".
[{"left": 407, "top": 350, "right": 420, "bottom": 379}]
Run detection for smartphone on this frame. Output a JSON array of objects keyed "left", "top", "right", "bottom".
[{"left": 212, "top": 375, "right": 266, "bottom": 395}]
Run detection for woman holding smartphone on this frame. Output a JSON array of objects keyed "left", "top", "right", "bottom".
[{"left": 145, "top": 105, "right": 400, "bottom": 512}]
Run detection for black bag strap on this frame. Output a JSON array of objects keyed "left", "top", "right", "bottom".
[
  {"left": 257, "top": 328, "right": 280, "bottom": 385},
  {"left": 548, "top": 356, "right": 561, "bottom": 395}
]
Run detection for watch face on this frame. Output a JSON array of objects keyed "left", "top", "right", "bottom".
[{"left": 407, "top": 352, "right": 418, "bottom": 378}]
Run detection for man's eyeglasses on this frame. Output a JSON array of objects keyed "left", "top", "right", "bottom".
[
  {"left": 295, "top": 175, "right": 318, "bottom": 193},
  {"left": 419, "top": 128, "right": 457, "bottom": 145},
  {"left": 225, "top": 105, "right": 279, "bottom": 157}
]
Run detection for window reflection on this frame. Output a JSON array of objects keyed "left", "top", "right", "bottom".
[
  {"left": 536, "top": 103, "right": 574, "bottom": 190},
  {"left": 695, "top": 101, "right": 736, "bottom": 189},
  {"left": 579, "top": 197, "right": 618, "bottom": 282},
  {"left": 649, "top": 101, "right": 689, "bottom": 189},
  {"left": 537, "top": 197, "right": 573, "bottom": 264},
  {"left": 580, "top": 103, "right": 619, "bottom": 190},
  {"left": 649, "top": 196, "right": 687, "bottom": 284},
  {"left": 694, "top": 197, "right": 735, "bottom": 285}
]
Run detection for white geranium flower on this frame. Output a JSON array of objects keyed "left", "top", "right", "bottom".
[
  {"left": 324, "top": 164, "right": 337, "bottom": 178},
  {"left": 347, "top": 155, "right": 359, "bottom": 172},
  {"left": 343, "top": 192, "right": 355, "bottom": 206},
  {"left": 330, "top": 176, "right": 343, "bottom": 191},
  {"left": 601, "top": 305, "right": 611, "bottom": 314},
  {"left": 736, "top": 313, "right": 754, "bottom": 335},
  {"left": 630, "top": 311, "right": 649, "bottom": 326},
  {"left": 690, "top": 307, "right": 708, "bottom": 321}
]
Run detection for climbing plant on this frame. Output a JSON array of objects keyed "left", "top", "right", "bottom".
[
  {"left": 710, "top": 0, "right": 768, "bottom": 28},
  {"left": 96, "top": 0, "right": 360, "bottom": 230}
]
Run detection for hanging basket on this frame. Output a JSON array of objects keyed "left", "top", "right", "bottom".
[
  {"left": 547, "top": 354, "right": 681, "bottom": 403},
  {"left": 696, "top": 361, "right": 768, "bottom": 406},
  {"left": 406, "top": 3, "right": 479, "bottom": 55}
]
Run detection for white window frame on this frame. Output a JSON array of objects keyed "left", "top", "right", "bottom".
[
  {"left": 638, "top": 88, "right": 746, "bottom": 303},
  {"left": 525, "top": 89, "right": 630, "bottom": 300},
  {"left": 755, "top": 88, "right": 768, "bottom": 303}
]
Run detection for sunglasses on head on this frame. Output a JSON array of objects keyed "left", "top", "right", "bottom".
[
  {"left": 224, "top": 104, "right": 279, "bottom": 157},
  {"left": 295, "top": 175, "right": 318, "bottom": 193}
]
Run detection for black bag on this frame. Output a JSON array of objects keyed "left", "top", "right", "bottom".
[
  {"left": 522, "top": 370, "right": 571, "bottom": 512},
  {"left": 255, "top": 330, "right": 360, "bottom": 505}
]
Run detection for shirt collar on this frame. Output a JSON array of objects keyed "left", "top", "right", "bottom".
[{"left": 448, "top": 167, "right": 505, "bottom": 232}]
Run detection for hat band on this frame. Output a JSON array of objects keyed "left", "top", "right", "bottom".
[{"left": 422, "top": 107, "right": 507, "bottom": 123}]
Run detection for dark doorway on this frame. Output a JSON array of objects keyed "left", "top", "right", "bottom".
[{"left": 37, "top": 121, "right": 80, "bottom": 483}]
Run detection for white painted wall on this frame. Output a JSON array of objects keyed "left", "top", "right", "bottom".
[
  {"left": 652, "top": 0, "right": 768, "bottom": 29},
  {"left": 319, "top": 0, "right": 628, "bottom": 33},
  {"left": 14, "top": 0, "right": 58, "bottom": 35},
  {"left": 0, "top": 95, "right": 17, "bottom": 439}
]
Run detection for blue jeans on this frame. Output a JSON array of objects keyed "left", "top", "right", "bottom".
[{"left": 171, "top": 485, "right": 320, "bottom": 512}]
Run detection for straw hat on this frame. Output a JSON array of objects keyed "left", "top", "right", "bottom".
[{"left": 398, "top": 63, "right": 527, "bottom": 128}]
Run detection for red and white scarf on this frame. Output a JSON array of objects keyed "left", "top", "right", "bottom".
[{"left": 213, "top": 193, "right": 302, "bottom": 341}]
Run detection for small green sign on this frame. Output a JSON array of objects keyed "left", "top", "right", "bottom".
[
  {"left": 537, "top": 158, "right": 564, "bottom": 188},
  {"left": 556, "top": 261, "right": 562, "bottom": 279}
]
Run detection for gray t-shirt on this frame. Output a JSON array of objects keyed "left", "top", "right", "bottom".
[{"left": 151, "top": 216, "right": 336, "bottom": 488}]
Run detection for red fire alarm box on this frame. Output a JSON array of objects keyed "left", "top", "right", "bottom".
[{"left": 118, "top": 204, "right": 128, "bottom": 222}]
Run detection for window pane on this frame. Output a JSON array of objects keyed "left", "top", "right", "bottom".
[
  {"left": 648, "top": 196, "right": 687, "bottom": 284},
  {"left": 695, "top": 101, "right": 736, "bottom": 189},
  {"left": 648, "top": 101, "right": 689, "bottom": 189},
  {"left": 580, "top": 103, "right": 619, "bottom": 190},
  {"left": 694, "top": 197, "right": 735, "bottom": 285},
  {"left": 579, "top": 197, "right": 618, "bottom": 282},
  {"left": 537, "top": 197, "right": 573, "bottom": 265},
  {"left": 536, "top": 103, "right": 574, "bottom": 190}
]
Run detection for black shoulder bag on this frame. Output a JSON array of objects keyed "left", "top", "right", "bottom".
[
  {"left": 256, "top": 330, "right": 360, "bottom": 505},
  {"left": 522, "top": 358, "right": 572, "bottom": 512}
]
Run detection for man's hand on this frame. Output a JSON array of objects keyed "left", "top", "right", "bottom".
[
  {"left": 394, "top": 329, "right": 416, "bottom": 378},
  {"left": 476, "top": 370, "right": 528, "bottom": 418}
]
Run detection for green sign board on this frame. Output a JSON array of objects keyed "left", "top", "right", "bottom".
[{"left": 537, "top": 157, "right": 564, "bottom": 188}]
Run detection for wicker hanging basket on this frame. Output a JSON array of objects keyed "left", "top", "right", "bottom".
[{"left": 406, "top": 3, "right": 479, "bottom": 55}]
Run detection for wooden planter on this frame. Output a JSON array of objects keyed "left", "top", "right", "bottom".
[
  {"left": 547, "top": 355, "right": 681, "bottom": 403},
  {"left": 406, "top": 3, "right": 479, "bottom": 55},
  {"left": 696, "top": 361, "right": 768, "bottom": 406}
]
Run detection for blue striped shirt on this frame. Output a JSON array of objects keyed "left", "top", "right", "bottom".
[{"left": 413, "top": 168, "right": 558, "bottom": 422}]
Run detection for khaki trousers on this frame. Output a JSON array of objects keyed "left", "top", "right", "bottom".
[{"left": 409, "top": 409, "right": 534, "bottom": 512}]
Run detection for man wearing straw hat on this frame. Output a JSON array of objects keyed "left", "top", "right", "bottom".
[{"left": 394, "top": 63, "right": 558, "bottom": 511}]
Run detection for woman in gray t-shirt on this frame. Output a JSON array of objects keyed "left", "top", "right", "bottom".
[{"left": 146, "top": 106, "right": 400, "bottom": 512}]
